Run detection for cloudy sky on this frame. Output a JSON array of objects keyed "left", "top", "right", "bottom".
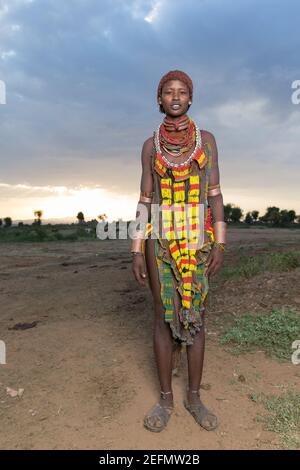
[{"left": 0, "top": 0, "right": 300, "bottom": 222}]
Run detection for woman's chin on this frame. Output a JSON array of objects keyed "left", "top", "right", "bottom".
[{"left": 165, "top": 109, "right": 187, "bottom": 118}]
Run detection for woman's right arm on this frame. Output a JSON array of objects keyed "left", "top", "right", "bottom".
[{"left": 131, "top": 137, "right": 154, "bottom": 287}]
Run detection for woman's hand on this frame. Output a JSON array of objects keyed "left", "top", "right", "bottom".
[
  {"left": 132, "top": 254, "right": 147, "bottom": 287},
  {"left": 206, "top": 244, "right": 224, "bottom": 278}
]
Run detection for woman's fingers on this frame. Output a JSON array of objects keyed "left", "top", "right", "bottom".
[
  {"left": 208, "top": 259, "right": 222, "bottom": 277},
  {"left": 132, "top": 259, "right": 147, "bottom": 286},
  {"left": 207, "top": 256, "right": 219, "bottom": 277},
  {"left": 139, "top": 268, "right": 147, "bottom": 286}
]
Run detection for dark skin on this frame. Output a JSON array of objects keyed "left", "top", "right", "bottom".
[{"left": 132, "top": 79, "right": 224, "bottom": 428}]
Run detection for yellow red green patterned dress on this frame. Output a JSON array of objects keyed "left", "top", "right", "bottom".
[{"left": 144, "top": 127, "right": 215, "bottom": 347}]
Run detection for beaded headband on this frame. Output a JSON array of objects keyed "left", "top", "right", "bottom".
[{"left": 157, "top": 70, "right": 193, "bottom": 100}]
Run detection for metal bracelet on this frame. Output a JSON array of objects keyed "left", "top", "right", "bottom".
[{"left": 214, "top": 241, "right": 226, "bottom": 251}]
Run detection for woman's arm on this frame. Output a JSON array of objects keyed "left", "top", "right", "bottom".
[
  {"left": 207, "top": 132, "right": 225, "bottom": 225},
  {"left": 204, "top": 132, "right": 226, "bottom": 277},
  {"left": 131, "top": 137, "right": 154, "bottom": 286}
]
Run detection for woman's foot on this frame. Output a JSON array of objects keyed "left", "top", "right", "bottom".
[
  {"left": 143, "top": 391, "right": 174, "bottom": 432},
  {"left": 184, "top": 389, "right": 218, "bottom": 431}
]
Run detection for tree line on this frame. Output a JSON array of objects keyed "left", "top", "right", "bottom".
[
  {"left": 0, "top": 206, "right": 299, "bottom": 228},
  {"left": 224, "top": 204, "right": 299, "bottom": 227}
]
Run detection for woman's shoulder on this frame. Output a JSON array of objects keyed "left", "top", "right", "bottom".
[
  {"left": 200, "top": 129, "right": 216, "bottom": 146},
  {"left": 143, "top": 135, "right": 155, "bottom": 148},
  {"left": 141, "top": 136, "right": 155, "bottom": 167},
  {"left": 141, "top": 135, "right": 155, "bottom": 158}
]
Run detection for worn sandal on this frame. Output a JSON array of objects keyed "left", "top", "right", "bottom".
[
  {"left": 184, "top": 389, "right": 218, "bottom": 431},
  {"left": 143, "top": 391, "right": 174, "bottom": 432}
]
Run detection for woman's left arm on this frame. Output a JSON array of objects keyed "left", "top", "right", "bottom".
[{"left": 205, "top": 132, "right": 227, "bottom": 277}]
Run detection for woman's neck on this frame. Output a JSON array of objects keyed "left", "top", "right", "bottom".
[{"left": 163, "top": 113, "right": 190, "bottom": 133}]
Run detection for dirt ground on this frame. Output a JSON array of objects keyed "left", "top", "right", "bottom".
[{"left": 0, "top": 227, "right": 300, "bottom": 450}]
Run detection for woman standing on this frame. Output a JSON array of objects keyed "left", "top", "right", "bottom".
[{"left": 131, "top": 70, "right": 226, "bottom": 432}]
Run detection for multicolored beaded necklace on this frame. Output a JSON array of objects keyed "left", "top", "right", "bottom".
[
  {"left": 154, "top": 117, "right": 207, "bottom": 182},
  {"left": 159, "top": 115, "right": 194, "bottom": 157}
]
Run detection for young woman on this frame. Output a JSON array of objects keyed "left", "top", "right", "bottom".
[{"left": 131, "top": 70, "right": 226, "bottom": 433}]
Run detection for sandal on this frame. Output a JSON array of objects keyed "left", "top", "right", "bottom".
[
  {"left": 143, "top": 391, "right": 174, "bottom": 432},
  {"left": 184, "top": 389, "right": 218, "bottom": 431}
]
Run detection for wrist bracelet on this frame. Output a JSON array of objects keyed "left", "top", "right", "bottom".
[
  {"left": 214, "top": 241, "right": 226, "bottom": 251},
  {"left": 213, "top": 221, "right": 227, "bottom": 244}
]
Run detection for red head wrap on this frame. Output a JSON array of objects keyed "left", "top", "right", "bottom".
[{"left": 157, "top": 70, "right": 193, "bottom": 101}]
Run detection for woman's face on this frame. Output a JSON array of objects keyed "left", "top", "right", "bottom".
[{"left": 159, "top": 79, "right": 191, "bottom": 116}]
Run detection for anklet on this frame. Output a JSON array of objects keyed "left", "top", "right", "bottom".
[{"left": 160, "top": 390, "right": 173, "bottom": 399}]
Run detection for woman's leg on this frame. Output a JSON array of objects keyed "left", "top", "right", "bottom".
[
  {"left": 186, "top": 310, "right": 205, "bottom": 402},
  {"left": 185, "top": 298, "right": 218, "bottom": 430},
  {"left": 144, "top": 239, "right": 174, "bottom": 407}
]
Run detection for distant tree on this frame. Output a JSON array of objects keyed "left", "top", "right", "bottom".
[
  {"left": 4, "top": 217, "right": 12, "bottom": 227},
  {"left": 224, "top": 204, "right": 233, "bottom": 223},
  {"left": 18, "top": 221, "right": 24, "bottom": 227},
  {"left": 0, "top": 218, "right": 2, "bottom": 227},
  {"left": 251, "top": 210, "right": 259, "bottom": 222},
  {"left": 259, "top": 207, "right": 296, "bottom": 227},
  {"left": 279, "top": 209, "right": 296, "bottom": 227},
  {"left": 34, "top": 210, "right": 43, "bottom": 225},
  {"left": 231, "top": 206, "right": 243, "bottom": 223},
  {"left": 77, "top": 211, "right": 85, "bottom": 224},
  {"left": 260, "top": 206, "right": 281, "bottom": 226},
  {"left": 245, "top": 212, "right": 253, "bottom": 224},
  {"left": 279, "top": 210, "right": 290, "bottom": 227},
  {"left": 287, "top": 210, "right": 296, "bottom": 224}
]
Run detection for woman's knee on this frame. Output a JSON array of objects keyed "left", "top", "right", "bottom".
[{"left": 153, "top": 303, "right": 169, "bottom": 329}]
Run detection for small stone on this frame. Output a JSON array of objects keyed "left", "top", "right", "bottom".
[
  {"left": 238, "top": 374, "right": 246, "bottom": 383},
  {"left": 6, "top": 387, "right": 18, "bottom": 398}
]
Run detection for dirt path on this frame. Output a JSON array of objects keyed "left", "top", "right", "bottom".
[{"left": 0, "top": 228, "right": 300, "bottom": 449}]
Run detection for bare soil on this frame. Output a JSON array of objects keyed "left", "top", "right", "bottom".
[{"left": 0, "top": 227, "right": 300, "bottom": 449}]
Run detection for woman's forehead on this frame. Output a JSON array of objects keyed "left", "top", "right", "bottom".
[{"left": 162, "top": 79, "right": 189, "bottom": 90}]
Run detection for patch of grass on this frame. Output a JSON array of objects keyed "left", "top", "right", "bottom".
[
  {"left": 220, "top": 308, "right": 300, "bottom": 361},
  {"left": 220, "top": 251, "right": 300, "bottom": 280},
  {"left": 255, "top": 389, "right": 300, "bottom": 449},
  {"left": 0, "top": 226, "right": 97, "bottom": 242}
]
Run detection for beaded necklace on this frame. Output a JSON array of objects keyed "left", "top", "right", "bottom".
[
  {"left": 160, "top": 117, "right": 194, "bottom": 157},
  {"left": 154, "top": 118, "right": 207, "bottom": 181}
]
